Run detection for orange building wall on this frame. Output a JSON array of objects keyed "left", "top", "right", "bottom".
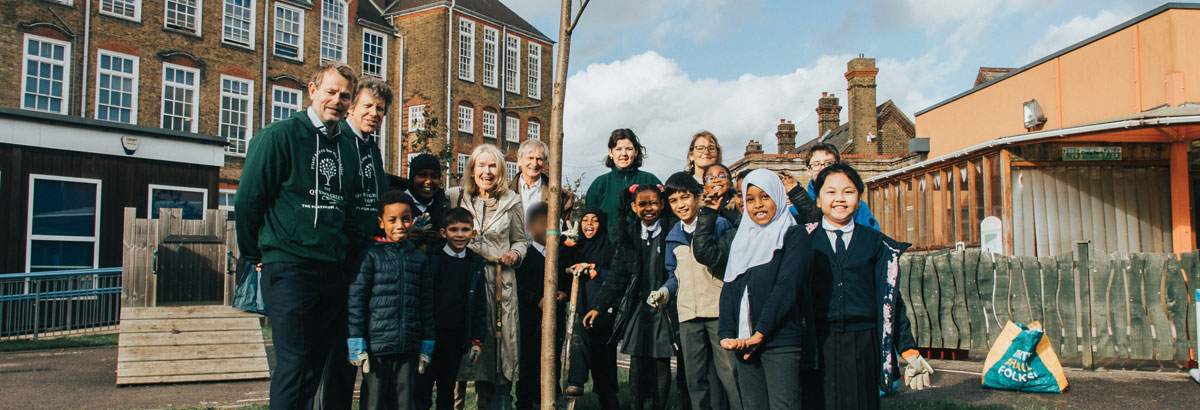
[{"left": 917, "top": 8, "right": 1200, "bottom": 157}]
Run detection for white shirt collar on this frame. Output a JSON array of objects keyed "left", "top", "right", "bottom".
[
  {"left": 681, "top": 218, "right": 697, "bottom": 234},
  {"left": 520, "top": 175, "right": 542, "bottom": 191},
  {"left": 640, "top": 220, "right": 662, "bottom": 240},
  {"left": 443, "top": 244, "right": 466, "bottom": 259},
  {"left": 532, "top": 241, "right": 546, "bottom": 256},
  {"left": 346, "top": 119, "right": 368, "bottom": 142},
  {"left": 821, "top": 218, "right": 855, "bottom": 249},
  {"left": 407, "top": 190, "right": 433, "bottom": 213},
  {"left": 306, "top": 107, "right": 341, "bottom": 138}
]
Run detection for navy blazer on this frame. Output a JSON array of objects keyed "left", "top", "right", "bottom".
[{"left": 717, "top": 225, "right": 816, "bottom": 357}]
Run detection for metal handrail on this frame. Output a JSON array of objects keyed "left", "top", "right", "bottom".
[{"left": 0, "top": 267, "right": 122, "bottom": 279}]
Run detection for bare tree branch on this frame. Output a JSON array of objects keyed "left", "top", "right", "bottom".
[{"left": 568, "top": 0, "right": 591, "bottom": 32}]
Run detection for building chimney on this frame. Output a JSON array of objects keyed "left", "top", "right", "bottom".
[
  {"left": 745, "top": 140, "right": 763, "bottom": 156},
  {"left": 846, "top": 55, "right": 879, "bottom": 155},
  {"left": 816, "top": 92, "right": 842, "bottom": 138},
  {"left": 776, "top": 119, "right": 797, "bottom": 154}
]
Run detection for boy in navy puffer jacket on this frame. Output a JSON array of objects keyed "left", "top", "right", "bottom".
[{"left": 347, "top": 190, "right": 435, "bottom": 410}]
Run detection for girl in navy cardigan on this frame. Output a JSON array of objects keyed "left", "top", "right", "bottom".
[{"left": 717, "top": 169, "right": 815, "bottom": 410}]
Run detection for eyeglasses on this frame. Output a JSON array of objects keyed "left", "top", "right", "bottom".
[
  {"left": 692, "top": 146, "right": 719, "bottom": 154},
  {"left": 809, "top": 160, "right": 835, "bottom": 170},
  {"left": 704, "top": 174, "right": 729, "bottom": 183}
]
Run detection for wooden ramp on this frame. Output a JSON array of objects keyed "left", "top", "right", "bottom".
[{"left": 117, "top": 305, "right": 269, "bottom": 385}]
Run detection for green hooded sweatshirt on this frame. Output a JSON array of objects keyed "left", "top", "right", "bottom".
[
  {"left": 341, "top": 119, "right": 388, "bottom": 253},
  {"left": 235, "top": 109, "right": 364, "bottom": 265}
]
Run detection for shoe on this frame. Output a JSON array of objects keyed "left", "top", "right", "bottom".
[{"left": 564, "top": 385, "right": 584, "bottom": 397}]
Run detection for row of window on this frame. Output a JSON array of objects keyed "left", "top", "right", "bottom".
[
  {"left": 450, "top": 103, "right": 542, "bottom": 142},
  {"left": 94, "top": 1, "right": 378, "bottom": 71},
  {"left": 430, "top": 153, "right": 519, "bottom": 180},
  {"left": 23, "top": 173, "right": 218, "bottom": 272},
  {"left": 457, "top": 17, "right": 542, "bottom": 100},
  {"left": 21, "top": 30, "right": 381, "bottom": 155}
]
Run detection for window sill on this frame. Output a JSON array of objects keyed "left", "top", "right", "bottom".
[
  {"left": 221, "top": 41, "right": 256, "bottom": 53},
  {"left": 98, "top": 13, "right": 141, "bottom": 24},
  {"left": 272, "top": 54, "right": 306, "bottom": 65},
  {"left": 162, "top": 26, "right": 202, "bottom": 39}
]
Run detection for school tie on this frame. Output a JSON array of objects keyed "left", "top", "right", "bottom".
[{"left": 834, "top": 230, "right": 846, "bottom": 255}]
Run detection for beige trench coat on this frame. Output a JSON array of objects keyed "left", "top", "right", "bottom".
[{"left": 446, "top": 187, "right": 527, "bottom": 384}]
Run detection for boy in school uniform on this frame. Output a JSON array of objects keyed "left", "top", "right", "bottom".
[
  {"left": 515, "top": 202, "right": 571, "bottom": 410},
  {"left": 414, "top": 207, "right": 488, "bottom": 410},
  {"left": 398, "top": 154, "right": 452, "bottom": 248},
  {"left": 346, "top": 190, "right": 436, "bottom": 410}
]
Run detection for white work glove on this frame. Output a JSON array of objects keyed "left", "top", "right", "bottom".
[
  {"left": 467, "top": 341, "right": 483, "bottom": 363},
  {"left": 646, "top": 288, "right": 670, "bottom": 308},
  {"left": 902, "top": 351, "right": 933, "bottom": 391}
]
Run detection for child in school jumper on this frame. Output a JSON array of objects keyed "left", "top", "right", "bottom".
[
  {"left": 717, "top": 169, "right": 815, "bottom": 410},
  {"left": 701, "top": 164, "right": 740, "bottom": 225},
  {"left": 346, "top": 191, "right": 436, "bottom": 410},
  {"left": 649, "top": 172, "right": 742, "bottom": 410},
  {"left": 807, "top": 163, "right": 931, "bottom": 410},
  {"left": 563, "top": 208, "right": 621, "bottom": 409},
  {"left": 584, "top": 184, "right": 678, "bottom": 410},
  {"left": 413, "top": 207, "right": 488, "bottom": 410},
  {"left": 395, "top": 154, "right": 452, "bottom": 248},
  {"left": 514, "top": 203, "right": 571, "bottom": 410}
]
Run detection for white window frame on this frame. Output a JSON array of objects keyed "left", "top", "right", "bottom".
[
  {"left": 482, "top": 26, "right": 499, "bottom": 88},
  {"left": 457, "top": 153, "right": 470, "bottom": 176},
  {"left": 407, "top": 105, "right": 426, "bottom": 132},
  {"left": 218, "top": 189, "right": 236, "bottom": 211},
  {"left": 458, "top": 18, "right": 475, "bottom": 82},
  {"left": 527, "top": 43, "right": 541, "bottom": 99},
  {"left": 319, "top": 0, "right": 348, "bottom": 63},
  {"left": 361, "top": 28, "right": 387, "bottom": 78},
  {"left": 222, "top": 0, "right": 256, "bottom": 48},
  {"left": 164, "top": 0, "right": 203, "bottom": 35},
  {"left": 273, "top": 3, "right": 305, "bottom": 61},
  {"left": 481, "top": 110, "right": 497, "bottom": 139},
  {"left": 458, "top": 104, "right": 474, "bottom": 133},
  {"left": 527, "top": 120, "right": 541, "bottom": 141},
  {"left": 505, "top": 115, "right": 520, "bottom": 143},
  {"left": 21, "top": 34, "right": 72, "bottom": 115},
  {"left": 506, "top": 162, "right": 519, "bottom": 181},
  {"left": 271, "top": 85, "right": 303, "bottom": 123},
  {"left": 504, "top": 34, "right": 521, "bottom": 94},
  {"left": 99, "top": 0, "right": 141, "bottom": 21},
  {"left": 148, "top": 184, "right": 209, "bottom": 220},
  {"left": 25, "top": 174, "right": 102, "bottom": 272},
  {"left": 93, "top": 49, "right": 139, "bottom": 124},
  {"left": 160, "top": 62, "right": 200, "bottom": 133},
  {"left": 220, "top": 75, "right": 254, "bottom": 155}
]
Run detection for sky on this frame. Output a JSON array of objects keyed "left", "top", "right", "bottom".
[{"left": 500, "top": 0, "right": 1169, "bottom": 185}]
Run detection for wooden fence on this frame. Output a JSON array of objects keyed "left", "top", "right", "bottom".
[
  {"left": 121, "top": 208, "right": 238, "bottom": 307},
  {"left": 900, "top": 247, "right": 1198, "bottom": 364}
]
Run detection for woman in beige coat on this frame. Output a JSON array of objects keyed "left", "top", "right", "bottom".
[{"left": 446, "top": 144, "right": 527, "bottom": 410}]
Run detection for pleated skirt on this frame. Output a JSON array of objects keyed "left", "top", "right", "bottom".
[{"left": 815, "top": 327, "right": 880, "bottom": 410}]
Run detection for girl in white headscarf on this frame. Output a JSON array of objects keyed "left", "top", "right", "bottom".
[{"left": 717, "top": 169, "right": 816, "bottom": 410}]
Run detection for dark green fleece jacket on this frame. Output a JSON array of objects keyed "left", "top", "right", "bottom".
[
  {"left": 235, "top": 109, "right": 363, "bottom": 265},
  {"left": 342, "top": 120, "right": 388, "bottom": 253}
]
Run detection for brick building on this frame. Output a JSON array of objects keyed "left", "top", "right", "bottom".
[
  {"left": 731, "top": 55, "right": 921, "bottom": 185},
  {"left": 383, "top": 0, "right": 554, "bottom": 182}
]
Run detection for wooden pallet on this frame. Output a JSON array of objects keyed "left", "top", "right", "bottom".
[{"left": 116, "top": 305, "right": 270, "bottom": 385}]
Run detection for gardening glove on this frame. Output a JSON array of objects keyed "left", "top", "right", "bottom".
[
  {"left": 347, "top": 338, "right": 366, "bottom": 364},
  {"left": 646, "top": 287, "right": 670, "bottom": 308},
  {"left": 902, "top": 349, "right": 933, "bottom": 390},
  {"left": 467, "top": 340, "right": 483, "bottom": 363},
  {"left": 418, "top": 340, "right": 435, "bottom": 374}
]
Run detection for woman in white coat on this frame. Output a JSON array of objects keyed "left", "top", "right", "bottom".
[{"left": 446, "top": 144, "right": 528, "bottom": 410}]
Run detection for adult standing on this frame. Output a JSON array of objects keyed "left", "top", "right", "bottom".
[
  {"left": 446, "top": 144, "right": 528, "bottom": 410},
  {"left": 235, "top": 62, "right": 361, "bottom": 409},
  {"left": 509, "top": 139, "right": 576, "bottom": 227},
  {"left": 790, "top": 143, "right": 879, "bottom": 229},
  {"left": 685, "top": 131, "right": 722, "bottom": 184},
  {"left": 314, "top": 77, "right": 393, "bottom": 410},
  {"left": 585, "top": 129, "right": 662, "bottom": 243}
]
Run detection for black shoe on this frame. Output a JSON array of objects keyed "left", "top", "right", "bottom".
[{"left": 564, "top": 385, "right": 584, "bottom": 397}]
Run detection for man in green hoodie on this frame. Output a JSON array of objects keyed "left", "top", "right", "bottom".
[
  {"left": 235, "top": 62, "right": 363, "bottom": 410},
  {"left": 314, "top": 76, "right": 393, "bottom": 410}
]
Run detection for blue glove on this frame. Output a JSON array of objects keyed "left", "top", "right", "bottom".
[
  {"left": 420, "top": 340, "right": 436, "bottom": 357},
  {"left": 346, "top": 338, "right": 366, "bottom": 363}
]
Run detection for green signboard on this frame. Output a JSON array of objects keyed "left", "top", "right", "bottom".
[{"left": 1062, "top": 146, "right": 1121, "bottom": 161}]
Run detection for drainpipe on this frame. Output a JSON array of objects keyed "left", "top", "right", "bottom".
[
  {"left": 260, "top": 0, "right": 271, "bottom": 128},
  {"left": 79, "top": 0, "right": 91, "bottom": 118},
  {"left": 445, "top": 0, "right": 456, "bottom": 145},
  {"left": 499, "top": 25, "right": 507, "bottom": 153},
  {"left": 393, "top": 32, "right": 405, "bottom": 171}
]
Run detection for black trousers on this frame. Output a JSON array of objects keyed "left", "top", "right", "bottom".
[
  {"left": 735, "top": 345, "right": 803, "bottom": 410},
  {"left": 260, "top": 262, "right": 343, "bottom": 410},
  {"left": 415, "top": 330, "right": 466, "bottom": 410},
  {"left": 314, "top": 283, "right": 358, "bottom": 410},
  {"left": 565, "top": 315, "right": 620, "bottom": 409},
  {"left": 361, "top": 354, "right": 418, "bottom": 410},
  {"left": 628, "top": 356, "right": 671, "bottom": 410},
  {"left": 515, "top": 307, "right": 563, "bottom": 410}
]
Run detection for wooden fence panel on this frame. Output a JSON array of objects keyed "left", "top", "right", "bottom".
[
  {"left": 995, "top": 254, "right": 1014, "bottom": 338},
  {"left": 906, "top": 255, "right": 929, "bottom": 348},
  {"left": 1040, "top": 256, "right": 1062, "bottom": 355},
  {"left": 963, "top": 250, "right": 987, "bottom": 350},
  {"left": 1143, "top": 254, "right": 1173, "bottom": 359},
  {"left": 1127, "top": 254, "right": 1152, "bottom": 359},
  {"left": 932, "top": 252, "right": 959, "bottom": 348},
  {"left": 1009, "top": 257, "right": 1031, "bottom": 324},
  {"left": 1183, "top": 250, "right": 1200, "bottom": 356},
  {"left": 1057, "top": 253, "right": 1079, "bottom": 359},
  {"left": 1092, "top": 252, "right": 1114, "bottom": 356},
  {"left": 977, "top": 252, "right": 999, "bottom": 344},
  {"left": 1108, "top": 253, "right": 1131, "bottom": 358},
  {"left": 922, "top": 255, "right": 943, "bottom": 348},
  {"left": 1022, "top": 256, "right": 1044, "bottom": 323},
  {"left": 1162, "top": 255, "right": 1190, "bottom": 360}
]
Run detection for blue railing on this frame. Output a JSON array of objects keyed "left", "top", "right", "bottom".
[{"left": 0, "top": 267, "right": 123, "bottom": 341}]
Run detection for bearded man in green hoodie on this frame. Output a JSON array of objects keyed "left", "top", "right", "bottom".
[{"left": 235, "top": 62, "right": 363, "bottom": 410}]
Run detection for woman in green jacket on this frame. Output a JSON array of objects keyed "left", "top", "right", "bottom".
[{"left": 585, "top": 129, "right": 662, "bottom": 244}]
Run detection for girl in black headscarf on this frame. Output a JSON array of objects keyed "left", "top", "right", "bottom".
[{"left": 561, "top": 208, "right": 620, "bottom": 409}]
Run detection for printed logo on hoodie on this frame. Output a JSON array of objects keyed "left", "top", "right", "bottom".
[
  {"left": 355, "top": 154, "right": 379, "bottom": 213},
  {"left": 307, "top": 147, "right": 346, "bottom": 210}
]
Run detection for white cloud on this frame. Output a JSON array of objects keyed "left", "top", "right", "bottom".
[
  {"left": 1019, "top": 9, "right": 1134, "bottom": 65},
  {"left": 561, "top": 50, "right": 947, "bottom": 185}
]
